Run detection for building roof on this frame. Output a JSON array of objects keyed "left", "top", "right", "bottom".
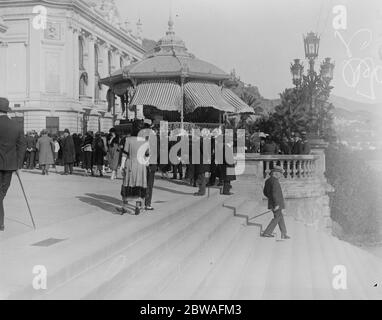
[{"left": 102, "top": 17, "right": 229, "bottom": 83}]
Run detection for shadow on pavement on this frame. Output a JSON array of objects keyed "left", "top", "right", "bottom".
[
  {"left": 76, "top": 195, "right": 120, "bottom": 214},
  {"left": 153, "top": 185, "right": 195, "bottom": 195},
  {"left": 5, "top": 217, "right": 34, "bottom": 229},
  {"left": 85, "top": 193, "right": 121, "bottom": 206}
]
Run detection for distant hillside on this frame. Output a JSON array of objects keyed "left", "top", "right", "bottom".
[
  {"left": 255, "top": 93, "right": 382, "bottom": 149},
  {"left": 329, "top": 95, "right": 382, "bottom": 116}
]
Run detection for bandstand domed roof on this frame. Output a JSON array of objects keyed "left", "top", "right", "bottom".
[{"left": 119, "top": 17, "right": 229, "bottom": 81}]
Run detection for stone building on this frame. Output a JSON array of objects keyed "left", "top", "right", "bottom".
[{"left": 0, "top": 0, "right": 145, "bottom": 134}]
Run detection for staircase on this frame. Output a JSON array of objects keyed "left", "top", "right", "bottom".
[
  {"left": 39, "top": 195, "right": 382, "bottom": 300},
  {"left": 3, "top": 178, "right": 382, "bottom": 300}
]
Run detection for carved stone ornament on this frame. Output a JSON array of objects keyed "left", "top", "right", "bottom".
[{"left": 44, "top": 22, "right": 62, "bottom": 40}]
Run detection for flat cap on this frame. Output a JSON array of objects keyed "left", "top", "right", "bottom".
[{"left": 271, "top": 165, "right": 285, "bottom": 174}]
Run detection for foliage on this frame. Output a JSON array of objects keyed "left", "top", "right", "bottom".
[
  {"left": 325, "top": 143, "right": 382, "bottom": 243},
  {"left": 246, "top": 76, "right": 336, "bottom": 142}
]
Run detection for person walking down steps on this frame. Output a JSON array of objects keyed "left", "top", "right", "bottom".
[{"left": 261, "top": 165, "right": 291, "bottom": 239}]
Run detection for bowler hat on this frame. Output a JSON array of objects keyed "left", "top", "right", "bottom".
[
  {"left": 271, "top": 165, "right": 284, "bottom": 174},
  {"left": 0, "top": 97, "right": 11, "bottom": 113},
  {"left": 64, "top": 128, "right": 70, "bottom": 134}
]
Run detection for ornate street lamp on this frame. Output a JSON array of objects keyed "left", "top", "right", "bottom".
[
  {"left": 290, "top": 32, "right": 334, "bottom": 140},
  {"left": 303, "top": 32, "right": 320, "bottom": 68},
  {"left": 290, "top": 59, "right": 304, "bottom": 87},
  {"left": 320, "top": 57, "right": 335, "bottom": 82}
]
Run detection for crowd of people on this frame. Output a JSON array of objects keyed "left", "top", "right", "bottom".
[
  {"left": 23, "top": 129, "right": 120, "bottom": 178},
  {"left": 246, "top": 131, "right": 311, "bottom": 155},
  {"left": 17, "top": 121, "right": 313, "bottom": 219},
  {"left": 19, "top": 120, "right": 237, "bottom": 215}
]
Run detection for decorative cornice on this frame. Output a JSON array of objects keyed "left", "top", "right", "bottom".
[{"left": 0, "top": 0, "right": 146, "bottom": 54}]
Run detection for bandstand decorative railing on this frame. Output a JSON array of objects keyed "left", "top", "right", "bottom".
[{"left": 167, "top": 122, "right": 221, "bottom": 132}]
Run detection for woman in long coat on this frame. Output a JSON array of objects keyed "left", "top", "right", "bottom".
[
  {"left": 81, "top": 131, "right": 93, "bottom": 175},
  {"left": 107, "top": 128, "right": 120, "bottom": 180},
  {"left": 119, "top": 122, "right": 148, "bottom": 215},
  {"left": 93, "top": 132, "right": 106, "bottom": 177},
  {"left": 36, "top": 130, "right": 55, "bottom": 175}
]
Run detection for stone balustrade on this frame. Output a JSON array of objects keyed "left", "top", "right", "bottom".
[
  {"left": 255, "top": 154, "right": 319, "bottom": 180},
  {"left": 236, "top": 153, "right": 320, "bottom": 181},
  {"left": 235, "top": 152, "right": 333, "bottom": 233}
]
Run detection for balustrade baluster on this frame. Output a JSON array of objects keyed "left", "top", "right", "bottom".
[
  {"left": 286, "top": 160, "right": 291, "bottom": 179},
  {"left": 298, "top": 160, "right": 302, "bottom": 179},
  {"left": 308, "top": 160, "right": 312, "bottom": 177},
  {"left": 303, "top": 160, "right": 308, "bottom": 178},
  {"left": 264, "top": 161, "right": 270, "bottom": 178}
]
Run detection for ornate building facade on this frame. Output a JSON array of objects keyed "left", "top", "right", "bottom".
[{"left": 0, "top": 0, "right": 145, "bottom": 134}]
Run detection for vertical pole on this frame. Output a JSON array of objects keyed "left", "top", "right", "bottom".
[
  {"left": 112, "top": 94, "right": 116, "bottom": 126},
  {"left": 180, "top": 77, "right": 184, "bottom": 130}
]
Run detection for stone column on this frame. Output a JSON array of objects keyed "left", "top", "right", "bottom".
[
  {"left": 309, "top": 138, "right": 333, "bottom": 233},
  {"left": 0, "top": 42, "right": 8, "bottom": 97},
  {"left": 309, "top": 138, "right": 329, "bottom": 178},
  {"left": 87, "top": 35, "right": 96, "bottom": 104},
  {"left": 65, "top": 22, "right": 74, "bottom": 99},
  {"left": 72, "top": 28, "right": 80, "bottom": 101},
  {"left": 99, "top": 42, "right": 110, "bottom": 103}
]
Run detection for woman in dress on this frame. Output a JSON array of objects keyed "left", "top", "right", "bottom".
[
  {"left": 119, "top": 122, "right": 149, "bottom": 215},
  {"left": 81, "top": 131, "right": 93, "bottom": 175},
  {"left": 107, "top": 127, "right": 120, "bottom": 180}
]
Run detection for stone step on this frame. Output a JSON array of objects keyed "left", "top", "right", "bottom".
[
  {"left": 157, "top": 204, "right": 251, "bottom": 300},
  {"left": 347, "top": 243, "right": 382, "bottom": 299},
  {"left": 3, "top": 188, "right": 224, "bottom": 299},
  {"left": 317, "top": 231, "right": 355, "bottom": 300},
  {"left": 40, "top": 192, "right": 233, "bottom": 300},
  {"left": 189, "top": 221, "right": 263, "bottom": 299},
  {"left": 102, "top": 206, "right": 239, "bottom": 300},
  {"left": 305, "top": 224, "right": 335, "bottom": 300},
  {"left": 329, "top": 235, "right": 382, "bottom": 299}
]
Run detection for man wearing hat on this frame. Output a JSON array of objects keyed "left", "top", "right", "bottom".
[
  {"left": 61, "top": 129, "right": 76, "bottom": 175},
  {"left": 262, "top": 165, "right": 290, "bottom": 239},
  {"left": 0, "top": 98, "right": 26, "bottom": 231},
  {"left": 143, "top": 119, "right": 157, "bottom": 210}
]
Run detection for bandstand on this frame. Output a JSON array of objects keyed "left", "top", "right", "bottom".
[{"left": 100, "top": 17, "right": 253, "bottom": 131}]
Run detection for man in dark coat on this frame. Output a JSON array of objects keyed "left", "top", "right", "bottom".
[
  {"left": 194, "top": 131, "right": 211, "bottom": 196},
  {"left": 25, "top": 131, "right": 37, "bottom": 169},
  {"left": 144, "top": 121, "right": 158, "bottom": 211},
  {"left": 262, "top": 165, "right": 290, "bottom": 239},
  {"left": 0, "top": 98, "right": 26, "bottom": 231},
  {"left": 61, "top": 128, "right": 76, "bottom": 175},
  {"left": 221, "top": 135, "right": 236, "bottom": 195},
  {"left": 300, "top": 131, "right": 311, "bottom": 155}
]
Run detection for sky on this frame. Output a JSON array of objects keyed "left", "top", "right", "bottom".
[{"left": 115, "top": 0, "right": 382, "bottom": 104}]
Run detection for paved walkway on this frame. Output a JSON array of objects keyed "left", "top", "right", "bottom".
[{"left": 1, "top": 167, "right": 201, "bottom": 241}]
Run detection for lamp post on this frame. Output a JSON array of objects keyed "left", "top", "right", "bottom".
[
  {"left": 290, "top": 59, "right": 304, "bottom": 88},
  {"left": 290, "top": 32, "right": 335, "bottom": 139}
]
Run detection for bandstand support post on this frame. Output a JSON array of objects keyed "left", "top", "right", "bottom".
[{"left": 180, "top": 76, "right": 185, "bottom": 130}]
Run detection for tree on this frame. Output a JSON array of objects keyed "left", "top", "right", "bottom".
[{"left": 255, "top": 77, "right": 336, "bottom": 143}]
